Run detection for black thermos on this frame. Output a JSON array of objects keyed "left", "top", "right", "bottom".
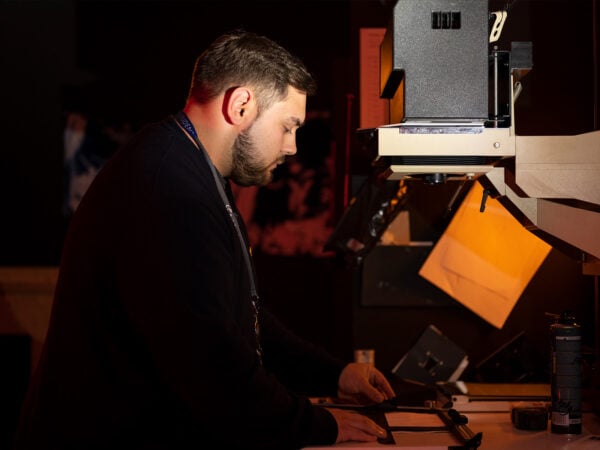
[{"left": 550, "top": 311, "right": 582, "bottom": 434}]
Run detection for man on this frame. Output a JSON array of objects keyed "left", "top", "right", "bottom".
[{"left": 14, "top": 31, "right": 395, "bottom": 449}]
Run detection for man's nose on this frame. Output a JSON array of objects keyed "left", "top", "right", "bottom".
[{"left": 283, "top": 136, "right": 297, "bottom": 155}]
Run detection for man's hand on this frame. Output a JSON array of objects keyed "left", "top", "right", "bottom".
[
  {"left": 337, "top": 362, "right": 395, "bottom": 405},
  {"left": 326, "top": 408, "right": 387, "bottom": 443}
]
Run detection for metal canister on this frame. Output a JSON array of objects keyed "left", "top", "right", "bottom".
[{"left": 550, "top": 311, "right": 582, "bottom": 434}]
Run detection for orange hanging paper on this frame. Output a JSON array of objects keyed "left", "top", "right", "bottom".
[{"left": 419, "top": 182, "right": 551, "bottom": 328}]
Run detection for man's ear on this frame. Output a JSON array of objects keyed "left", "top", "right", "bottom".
[{"left": 224, "top": 87, "right": 256, "bottom": 125}]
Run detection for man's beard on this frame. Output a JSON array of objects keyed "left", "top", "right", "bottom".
[{"left": 230, "top": 125, "right": 280, "bottom": 187}]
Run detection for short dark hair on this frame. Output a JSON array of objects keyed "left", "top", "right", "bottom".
[{"left": 188, "top": 30, "right": 317, "bottom": 114}]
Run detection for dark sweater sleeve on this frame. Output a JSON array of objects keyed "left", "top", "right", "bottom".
[{"left": 260, "top": 307, "right": 347, "bottom": 397}]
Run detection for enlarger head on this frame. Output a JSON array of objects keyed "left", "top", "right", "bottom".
[{"left": 380, "top": 0, "right": 490, "bottom": 124}]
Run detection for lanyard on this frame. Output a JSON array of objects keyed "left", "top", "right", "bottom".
[{"left": 173, "top": 111, "right": 263, "bottom": 364}]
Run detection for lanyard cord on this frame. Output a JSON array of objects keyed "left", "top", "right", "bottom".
[{"left": 173, "top": 111, "right": 263, "bottom": 364}]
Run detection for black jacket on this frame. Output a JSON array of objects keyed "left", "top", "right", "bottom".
[{"left": 14, "top": 117, "right": 345, "bottom": 449}]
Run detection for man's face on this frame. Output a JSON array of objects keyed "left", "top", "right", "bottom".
[{"left": 230, "top": 87, "right": 306, "bottom": 187}]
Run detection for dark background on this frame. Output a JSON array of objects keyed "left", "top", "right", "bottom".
[{"left": 1, "top": 0, "right": 599, "bottom": 400}]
